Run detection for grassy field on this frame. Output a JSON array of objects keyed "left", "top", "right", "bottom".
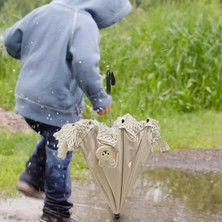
[{"left": 1, "top": 0, "right": 222, "bottom": 196}]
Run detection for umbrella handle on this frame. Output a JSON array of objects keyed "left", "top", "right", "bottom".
[
  {"left": 106, "top": 70, "right": 115, "bottom": 126},
  {"left": 106, "top": 70, "right": 115, "bottom": 94}
]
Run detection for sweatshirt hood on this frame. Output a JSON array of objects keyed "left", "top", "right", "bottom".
[{"left": 52, "top": 0, "right": 132, "bottom": 29}]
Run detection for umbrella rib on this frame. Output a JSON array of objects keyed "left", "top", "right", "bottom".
[{"left": 119, "top": 130, "right": 125, "bottom": 210}]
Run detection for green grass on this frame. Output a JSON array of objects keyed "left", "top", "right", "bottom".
[
  {"left": 99, "top": 0, "right": 222, "bottom": 114},
  {"left": 158, "top": 110, "right": 222, "bottom": 149},
  {"left": 1, "top": 1, "right": 222, "bottom": 112}
]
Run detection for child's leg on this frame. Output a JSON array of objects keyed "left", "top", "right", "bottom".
[
  {"left": 18, "top": 136, "right": 46, "bottom": 192},
  {"left": 17, "top": 118, "right": 48, "bottom": 192},
  {"left": 18, "top": 118, "right": 73, "bottom": 217},
  {"left": 42, "top": 126, "right": 73, "bottom": 218}
]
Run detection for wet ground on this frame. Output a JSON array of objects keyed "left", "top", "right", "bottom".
[
  {"left": 1, "top": 108, "right": 222, "bottom": 221},
  {"left": 1, "top": 149, "right": 222, "bottom": 222}
]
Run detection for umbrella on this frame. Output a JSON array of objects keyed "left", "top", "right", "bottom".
[{"left": 54, "top": 113, "right": 169, "bottom": 219}]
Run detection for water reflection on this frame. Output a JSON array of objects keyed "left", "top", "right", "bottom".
[{"left": 137, "top": 168, "right": 222, "bottom": 221}]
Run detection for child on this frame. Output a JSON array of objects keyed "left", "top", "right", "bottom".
[{"left": 3, "top": 0, "right": 132, "bottom": 221}]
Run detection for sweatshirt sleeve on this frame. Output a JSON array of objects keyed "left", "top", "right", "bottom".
[
  {"left": 4, "top": 19, "right": 25, "bottom": 59},
  {"left": 69, "top": 12, "right": 112, "bottom": 111}
]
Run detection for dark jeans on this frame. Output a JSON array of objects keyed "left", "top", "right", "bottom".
[{"left": 20, "top": 118, "right": 73, "bottom": 218}]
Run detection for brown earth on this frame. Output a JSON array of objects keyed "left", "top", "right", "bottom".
[{"left": 0, "top": 107, "right": 31, "bottom": 132}]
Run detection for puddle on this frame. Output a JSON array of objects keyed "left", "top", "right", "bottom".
[
  {"left": 1, "top": 168, "right": 222, "bottom": 222},
  {"left": 72, "top": 168, "right": 222, "bottom": 222},
  {"left": 136, "top": 168, "right": 222, "bottom": 222}
]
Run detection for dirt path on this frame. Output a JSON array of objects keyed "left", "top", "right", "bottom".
[
  {"left": 147, "top": 148, "right": 222, "bottom": 174},
  {"left": 0, "top": 108, "right": 31, "bottom": 132}
]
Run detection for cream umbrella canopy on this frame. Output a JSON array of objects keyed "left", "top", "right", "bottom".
[{"left": 54, "top": 114, "right": 169, "bottom": 219}]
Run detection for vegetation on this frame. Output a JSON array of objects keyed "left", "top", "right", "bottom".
[
  {"left": 100, "top": 0, "right": 222, "bottom": 115},
  {"left": 0, "top": 0, "right": 222, "bottom": 196},
  {"left": 1, "top": 0, "right": 222, "bottom": 113}
]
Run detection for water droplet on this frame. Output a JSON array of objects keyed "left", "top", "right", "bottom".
[{"left": 79, "top": 61, "right": 82, "bottom": 64}]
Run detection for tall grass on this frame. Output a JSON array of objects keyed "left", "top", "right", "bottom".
[
  {"left": 1, "top": 0, "right": 222, "bottom": 115},
  {"left": 100, "top": 1, "right": 222, "bottom": 117}
]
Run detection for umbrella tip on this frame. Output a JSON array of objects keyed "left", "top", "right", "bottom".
[{"left": 114, "top": 213, "right": 120, "bottom": 220}]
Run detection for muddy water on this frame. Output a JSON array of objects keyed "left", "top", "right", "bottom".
[
  {"left": 72, "top": 169, "right": 222, "bottom": 222},
  {"left": 1, "top": 168, "right": 222, "bottom": 222},
  {"left": 137, "top": 169, "right": 222, "bottom": 222}
]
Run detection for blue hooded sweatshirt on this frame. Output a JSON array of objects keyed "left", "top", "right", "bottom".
[{"left": 4, "top": 0, "right": 132, "bottom": 127}]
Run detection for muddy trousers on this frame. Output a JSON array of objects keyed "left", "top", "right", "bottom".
[{"left": 19, "top": 118, "right": 73, "bottom": 218}]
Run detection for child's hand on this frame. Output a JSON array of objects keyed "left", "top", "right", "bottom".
[{"left": 97, "top": 103, "right": 112, "bottom": 115}]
